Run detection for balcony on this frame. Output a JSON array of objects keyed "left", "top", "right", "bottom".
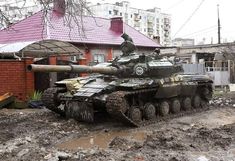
[
  {"left": 148, "top": 23, "right": 153, "bottom": 29},
  {"left": 134, "top": 22, "right": 140, "bottom": 27},
  {"left": 164, "top": 19, "right": 170, "bottom": 24},
  {"left": 164, "top": 33, "right": 170, "bottom": 37},
  {"left": 134, "top": 13, "right": 140, "bottom": 21},
  {"left": 134, "top": 17, "right": 140, "bottom": 21},
  {"left": 147, "top": 28, "right": 154, "bottom": 33},
  {"left": 147, "top": 17, "right": 154, "bottom": 23},
  {"left": 164, "top": 25, "right": 170, "bottom": 31}
]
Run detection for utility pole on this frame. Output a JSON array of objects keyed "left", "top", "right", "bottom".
[{"left": 217, "top": 4, "right": 221, "bottom": 44}]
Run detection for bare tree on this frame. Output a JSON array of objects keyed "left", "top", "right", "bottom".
[{"left": 0, "top": 0, "right": 93, "bottom": 33}]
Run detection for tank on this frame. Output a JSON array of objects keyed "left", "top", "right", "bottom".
[{"left": 28, "top": 34, "right": 213, "bottom": 126}]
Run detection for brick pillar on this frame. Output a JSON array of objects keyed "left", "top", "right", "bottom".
[
  {"left": 78, "top": 57, "right": 87, "bottom": 77},
  {"left": 107, "top": 48, "right": 113, "bottom": 61},
  {"left": 49, "top": 56, "right": 57, "bottom": 65},
  {"left": 24, "top": 57, "right": 35, "bottom": 98},
  {"left": 84, "top": 49, "right": 92, "bottom": 64},
  {"left": 78, "top": 57, "right": 87, "bottom": 65},
  {"left": 49, "top": 56, "right": 57, "bottom": 87}
]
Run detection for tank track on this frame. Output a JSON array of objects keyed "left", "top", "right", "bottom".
[
  {"left": 42, "top": 87, "right": 66, "bottom": 116},
  {"left": 106, "top": 88, "right": 211, "bottom": 127}
]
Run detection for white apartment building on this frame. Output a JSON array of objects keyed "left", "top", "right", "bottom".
[{"left": 88, "top": 1, "right": 172, "bottom": 46}]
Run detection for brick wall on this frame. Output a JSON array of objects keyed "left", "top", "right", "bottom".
[{"left": 0, "top": 58, "right": 34, "bottom": 101}]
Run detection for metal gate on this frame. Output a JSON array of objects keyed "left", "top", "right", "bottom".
[
  {"left": 34, "top": 58, "right": 50, "bottom": 92},
  {"left": 205, "top": 60, "right": 234, "bottom": 86},
  {"left": 182, "top": 60, "right": 234, "bottom": 86},
  {"left": 182, "top": 64, "right": 205, "bottom": 74}
]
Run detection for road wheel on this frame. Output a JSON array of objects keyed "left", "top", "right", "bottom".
[
  {"left": 159, "top": 101, "right": 170, "bottom": 116},
  {"left": 202, "top": 87, "right": 212, "bottom": 101},
  {"left": 193, "top": 95, "right": 201, "bottom": 108},
  {"left": 143, "top": 103, "right": 156, "bottom": 120},
  {"left": 171, "top": 99, "right": 181, "bottom": 113},
  {"left": 129, "top": 107, "right": 142, "bottom": 123},
  {"left": 182, "top": 97, "right": 192, "bottom": 111}
]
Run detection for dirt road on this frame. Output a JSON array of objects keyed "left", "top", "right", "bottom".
[{"left": 0, "top": 96, "right": 234, "bottom": 161}]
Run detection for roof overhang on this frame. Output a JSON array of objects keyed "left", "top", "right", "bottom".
[{"left": 0, "top": 40, "right": 82, "bottom": 57}]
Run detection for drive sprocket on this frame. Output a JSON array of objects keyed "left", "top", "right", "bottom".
[{"left": 106, "top": 91, "right": 140, "bottom": 127}]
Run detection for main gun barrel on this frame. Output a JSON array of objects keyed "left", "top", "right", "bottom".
[{"left": 27, "top": 64, "right": 119, "bottom": 75}]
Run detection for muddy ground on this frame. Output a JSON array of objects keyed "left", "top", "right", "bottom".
[{"left": 0, "top": 93, "right": 235, "bottom": 161}]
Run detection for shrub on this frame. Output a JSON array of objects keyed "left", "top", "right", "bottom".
[{"left": 30, "top": 91, "right": 43, "bottom": 101}]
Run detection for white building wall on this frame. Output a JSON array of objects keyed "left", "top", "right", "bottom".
[
  {"left": 0, "top": 3, "right": 40, "bottom": 29},
  {"left": 89, "top": 1, "right": 172, "bottom": 46}
]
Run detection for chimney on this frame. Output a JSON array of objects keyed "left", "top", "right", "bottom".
[
  {"left": 153, "top": 36, "right": 160, "bottom": 44},
  {"left": 110, "top": 17, "right": 123, "bottom": 33},
  {"left": 53, "top": 0, "right": 66, "bottom": 16}
]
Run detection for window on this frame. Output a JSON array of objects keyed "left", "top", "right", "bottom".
[
  {"left": 120, "top": 12, "right": 122, "bottom": 16},
  {"left": 156, "top": 18, "right": 159, "bottom": 23},
  {"left": 113, "top": 10, "right": 118, "bottom": 15},
  {"left": 109, "top": 10, "right": 112, "bottom": 15},
  {"left": 130, "top": 14, "right": 132, "bottom": 18},
  {"left": 94, "top": 54, "right": 105, "bottom": 63},
  {"left": 70, "top": 56, "right": 77, "bottom": 62}
]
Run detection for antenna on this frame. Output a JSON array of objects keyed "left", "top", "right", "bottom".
[{"left": 217, "top": 4, "right": 221, "bottom": 44}]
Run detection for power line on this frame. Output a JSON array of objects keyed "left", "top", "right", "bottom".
[
  {"left": 165, "top": 0, "right": 186, "bottom": 11},
  {"left": 173, "top": 0, "right": 205, "bottom": 38},
  {"left": 184, "top": 28, "right": 217, "bottom": 38},
  {"left": 181, "top": 25, "right": 217, "bottom": 37}
]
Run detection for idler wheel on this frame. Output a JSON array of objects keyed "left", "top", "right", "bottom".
[
  {"left": 143, "top": 103, "right": 156, "bottom": 120},
  {"left": 201, "top": 100, "right": 208, "bottom": 108},
  {"left": 202, "top": 88, "right": 212, "bottom": 101},
  {"left": 192, "top": 95, "right": 201, "bottom": 108},
  {"left": 129, "top": 107, "right": 142, "bottom": 123},
  {"left": 159, "top": 101, "right": 170, "bottom": 116},
  {"left": 182, "top": 97, "right": 192, "bottom": 111},
  {"left": 171, "top": 99, "right": 181, "bottom": 113}
]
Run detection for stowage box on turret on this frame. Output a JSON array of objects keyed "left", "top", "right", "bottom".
[{"left": 28, "top": 34, "right": 213, "bottom": 126}]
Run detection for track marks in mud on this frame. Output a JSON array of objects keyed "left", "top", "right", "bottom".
[{"left": 144, "top": 124, "right": 234, "bottom": 152}]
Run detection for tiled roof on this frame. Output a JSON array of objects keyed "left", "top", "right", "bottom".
[
  {"left": 0, "top": 12, "right": 46, "bottom": 43},
  {"left": 0, "top": 11, "right": 160, "bottom": 48}
]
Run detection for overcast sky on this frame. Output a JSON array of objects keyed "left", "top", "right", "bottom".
[{"left": 90, "top": 0, "right": 235, "bottom": 44}]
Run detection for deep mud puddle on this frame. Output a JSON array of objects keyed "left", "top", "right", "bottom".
[{"left": 57, "top": 130, "right": 148, "bottom": 150}]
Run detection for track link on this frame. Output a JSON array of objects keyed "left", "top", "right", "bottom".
[{"left": 42, "top": 87, "right": 66, "bottom": 116}]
